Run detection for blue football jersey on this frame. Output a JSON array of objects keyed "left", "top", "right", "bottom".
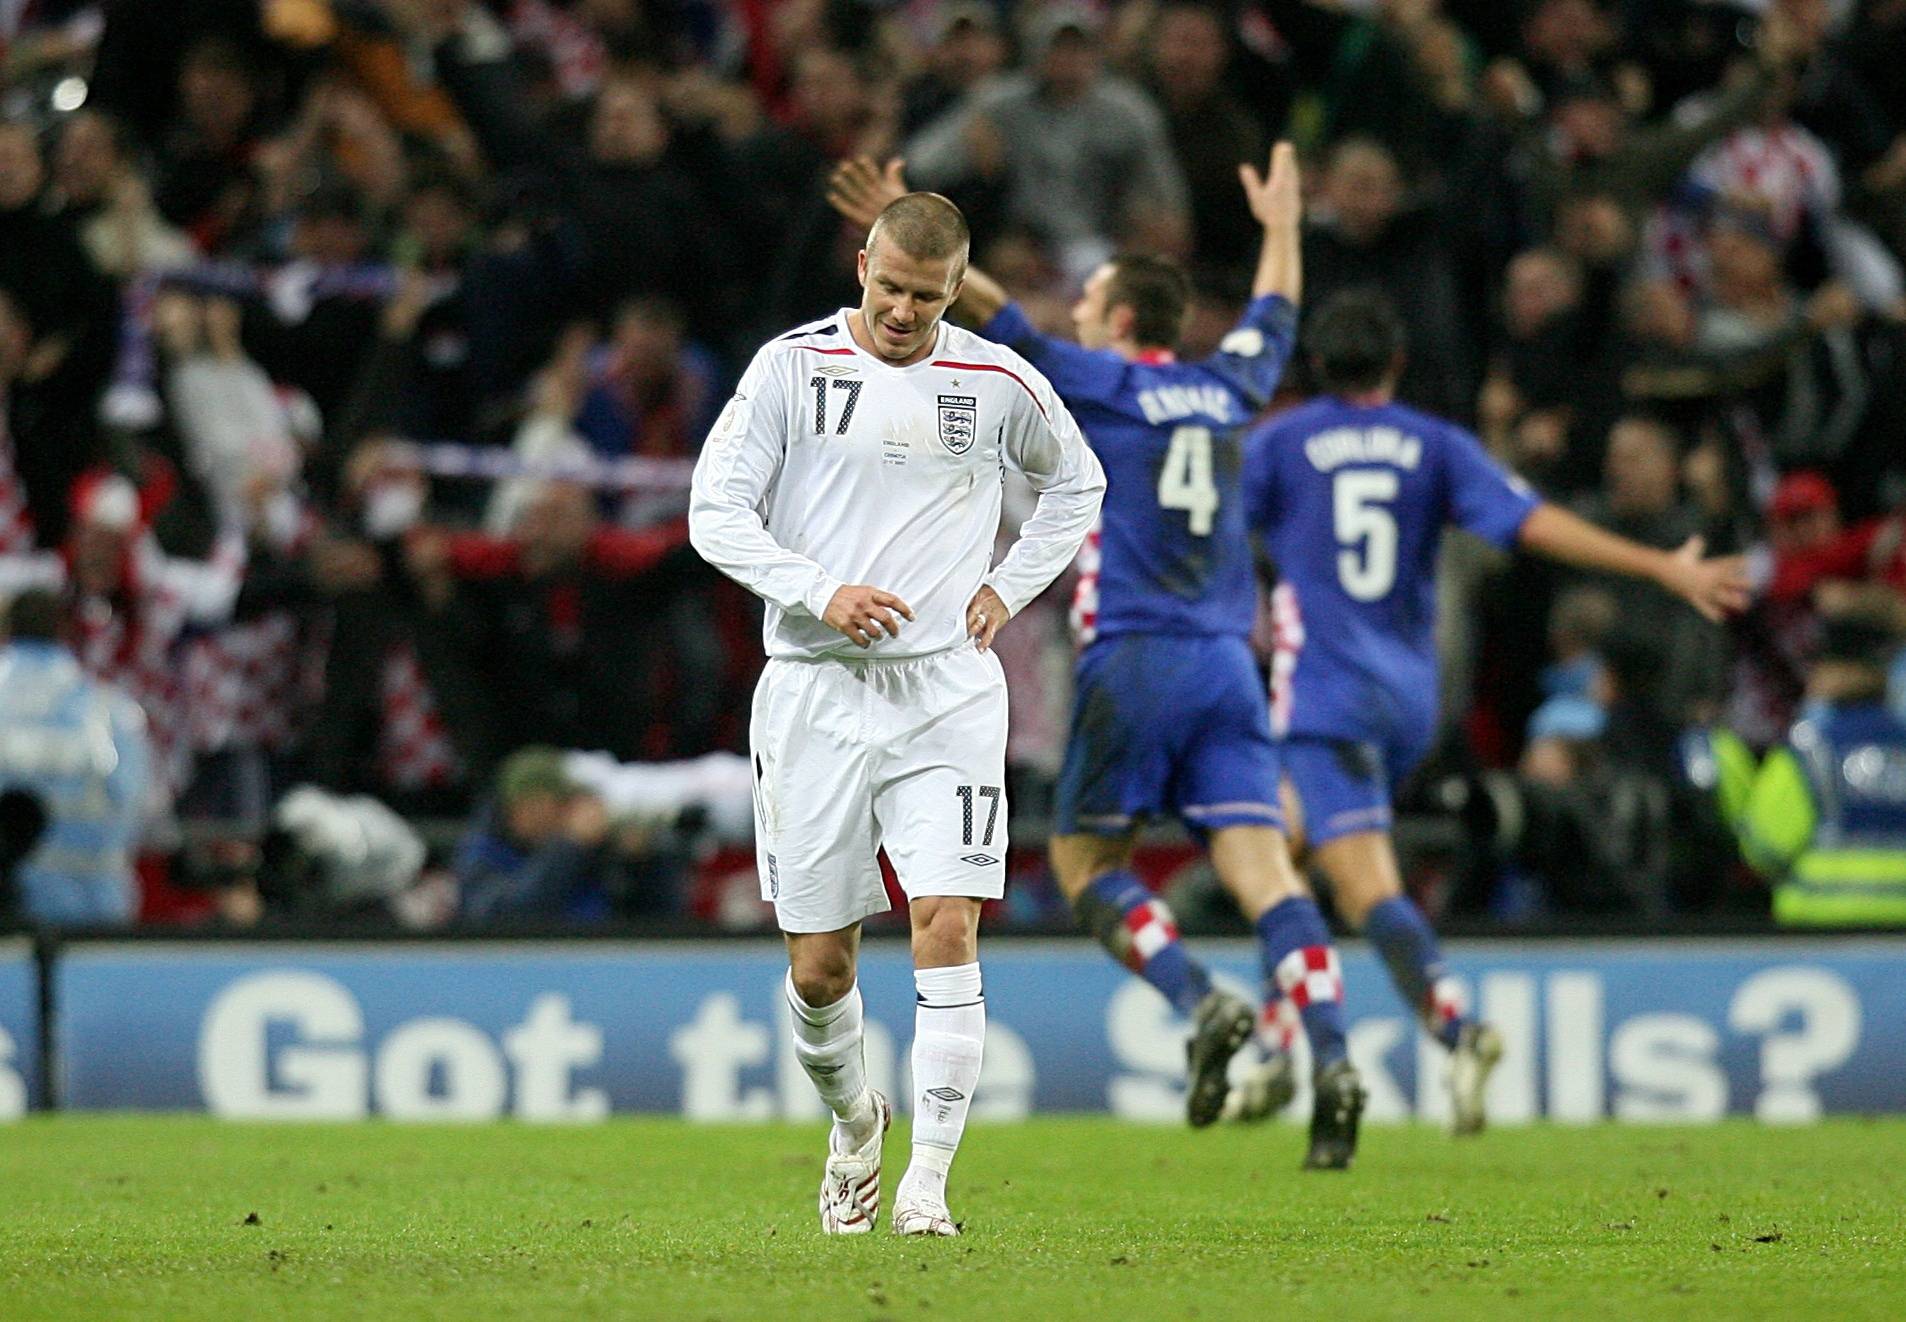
[
  {"left": 1240, "top": 397, "right": 1540, "bottom": 750},
  {"left": 979, "top": 295, "right": 1296, "bottom": 639}
]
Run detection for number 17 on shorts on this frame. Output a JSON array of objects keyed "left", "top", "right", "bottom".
[
  {"left": 955, "top": 784, "right": 1003, "bottom": 865},
  {"left": 749, "top": 648, "right": 1011, "bottom": 933}
]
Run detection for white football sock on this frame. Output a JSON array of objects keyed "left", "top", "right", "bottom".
[
  {"left": 785, "top": 973, "right": 874, "bottom": 1146},
  {"left": 900, "top": 962, "right": 985, "bottom": 1203}
]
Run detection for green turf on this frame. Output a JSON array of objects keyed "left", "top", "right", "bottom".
[{"left": 0, "top": 1117, "right": 1900, "bottom": 1321}]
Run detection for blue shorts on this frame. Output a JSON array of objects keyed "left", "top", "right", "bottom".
[
  {"left": 1055, "top": 634, "right": 1282, "bottom": 837},
  {"left": 1280, "top": 730, "right": 1431, "bottom": 848}
]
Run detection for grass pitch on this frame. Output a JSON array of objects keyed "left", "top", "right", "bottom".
[{"left": 1, "top": 1117, "right": 1900, "bottom": 1321}]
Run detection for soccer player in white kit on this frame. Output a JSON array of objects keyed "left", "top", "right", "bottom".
[{"left": 688, "top": 193, "right": 1104, "bottom": 1236}]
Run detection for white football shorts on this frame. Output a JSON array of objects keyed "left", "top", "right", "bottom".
[{"left": 750, "top": 642, "right": 1009, "bottom": 933}]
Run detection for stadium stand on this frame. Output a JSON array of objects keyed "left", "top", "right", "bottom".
[{"left": 0, "top": 0, "right": 1903, "bottom": 931}]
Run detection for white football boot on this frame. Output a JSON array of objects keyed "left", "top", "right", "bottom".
[
  {"left": 818, "top": 1090, "right": 890, "bottom": 1234},
  {"left": 1222, "top": 1050, "right": 1297, "bottom": 1124},
  {"left": 1448, "top": 1023, "right": 1504, "bottom": 1136},
  {"left": 890, "top": 1184, "right": 960, "bottom": 1238}
]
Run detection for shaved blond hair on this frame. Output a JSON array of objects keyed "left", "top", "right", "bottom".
[{"left": 866, "top": 192, "right": 970, "bottom": 276}]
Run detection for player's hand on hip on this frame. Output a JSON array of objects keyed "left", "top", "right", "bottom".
[
  {"left": 1664, "top": 536, "right": 1753, "bottom": 623},
  {"left": 826, "top": 156, "right": 909, "bottom": 230},
  {"left": 966, "top": 585, "right": 1010, "bottom": 653},
  {"left": 823, "top": 584, "right": 914, "bottom": 647},
  {"left": 1239, "top": 141, "right": 1301, "bottom": 232}
]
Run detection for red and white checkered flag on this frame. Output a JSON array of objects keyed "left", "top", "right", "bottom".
[{"left": 375, "top": 641, "right": 462, "bottom": 792}]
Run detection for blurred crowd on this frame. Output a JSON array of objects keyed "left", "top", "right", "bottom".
[{"left": 0, "top": 0, "right": 1904, "bottom": 929}]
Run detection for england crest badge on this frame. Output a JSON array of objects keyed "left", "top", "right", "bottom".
[{"left": 937, "top": 394, "right": 977, "bottom": 455}]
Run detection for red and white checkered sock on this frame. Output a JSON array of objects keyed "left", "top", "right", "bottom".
[{"left": 1256, "top": 896, "right": 1348, "bottom": 1069}]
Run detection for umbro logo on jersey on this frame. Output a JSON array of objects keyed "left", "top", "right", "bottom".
[
  {"left": 924, "top": 1086, "right": 966, "bottom": 1103},
  {"left": 960, "top": 853, "right": 997, "bottom": 867},
  {"left": 938, "top": 394, "right": 977, "bottom": 454},
  {"left": 814, "top": 364, "right": 856, "bottom": 377}
]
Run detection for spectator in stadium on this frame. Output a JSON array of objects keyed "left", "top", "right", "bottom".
[
  {"left": 404, "top": 478, "right": 694, "bottom": 761},
  {"left": 0, "top": 469, "right": 246, "bottom": 822},
  {"left": 48, "top": 110, "right": 196, "bottom": 277},
  {"left": 731, "top": 43, "right": 895, "bottom": 343},
  {"left": 1766, "top": 481, "right": 1906, "bottom": 608},
  {"left": 297, "top": 448, "right": 494, "bottom": 811},
  {"left": 1648, "top": 83, "right": 1904, "bottom": 319},
  {"left": 1711, "top": 604, "right": 1906, "bottom": 925},
  {"left": 1565, "top": 415, "right": 1728, "bottom": 721},
  {"left": 238, "top": 183, "right": 387, "bottom": 421},
  {"left": 456, "top": 745, "right": 615, "bottom": 922},
  {"left": 1771, "top": 0, "right": 1902, "bottom": 202},
  {"left": 568, "top": 78, "right": 718, "bottom": 332},
  {"left": 1534, "top": 585, "right": 1618, "bottom": 716},
  {"left": 1301, "top": 136, "right": 1472, "bottom": 419},
  {"left": 571, "top": 297, "right": 721, "bottom": 464},
  {"left": 1695, "top": 209, "right": 1873, "bottom": 472},
  {"left": 152, "top": 35, "right": 272, "bottom": 251},
  {"left": 1618, "top": 262, "right": 1863, "bottom": 427},
  {"left": 1486, "top": 245, "right": 1622, "bottom": 493},
  {"left": 902, "top": 4, "right": 1010, "bottom": 138},
  {"left": 153, "top": 290, "right": 304, "bottom": 526},
  {"left": 1502, "top": 624, "right": 1731, "bottom": 915},
  {"left": 1508, "top": 9, "right": 1798, "bottom": 234},
  {"left": 1517, "top": 0, "right": 1624, "bottom": 106},
  {"left": 1261, "top": 0, "right": 1477, "bottom": 183},
  {"left": 148, "top": 288, "right": 327, "bottom": 821},
  {"left": 0, "top": 121, "right": 116, "bottom": 545},
  {"left": 323, "top": 169, "right": 497, "bottom": 465},
  {"left": 906, "top": 5, "right": 1191, "bottom": 279},
  {"left": 0, "top": 588, "right": 150, "bottom": 926},
  {"left": 1142, "top": 0, "right": 1268, "bottom": 284},
  {"left": 0, "top": 288, "right": 45, "bottom": 553}
]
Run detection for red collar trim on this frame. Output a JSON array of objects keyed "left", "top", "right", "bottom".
[{"left": 1133, "top": 349, "right": 1177, "bottom": 365}]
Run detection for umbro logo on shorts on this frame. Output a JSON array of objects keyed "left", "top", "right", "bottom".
[
  {"left": 924, "top": 1086, "right": 966, "bottom": 1103},
  {"left": 959, "top": 853, "right": 998, "bottom": 867},
  {"left": 767, "top": 853, "right": 780, "bottom": 897}
]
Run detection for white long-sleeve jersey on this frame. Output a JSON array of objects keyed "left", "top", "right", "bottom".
[{"left": 690, "top": 310, "right": 1106, "bottom": 660}]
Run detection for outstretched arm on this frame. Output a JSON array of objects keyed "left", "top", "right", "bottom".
[{"left": 1517, "top": 503, "right": 1751, "bottom": 623}]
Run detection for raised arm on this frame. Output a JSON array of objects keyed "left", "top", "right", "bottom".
[
  {"left": 154, "top": 528, "right": 248, "bottom": 625},
  {"left": 1192, "top": 143, "right": 1304, "bottom": 409},
  {"left": 1517, "top": 503, "right": 1751, "bottom": 623},
  {"left": 1241, "top": 141, "right": 1302, "bottom": 305}
]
